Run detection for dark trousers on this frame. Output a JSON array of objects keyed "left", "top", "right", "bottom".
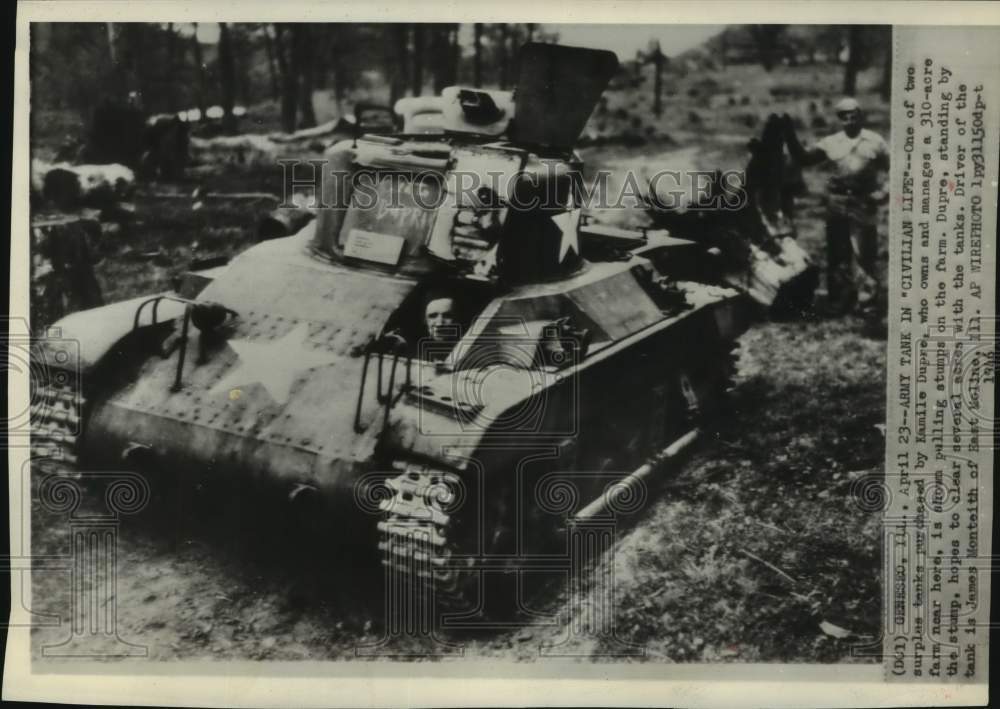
[{"left": 825, "top": 212, "right": 879, "bottom": 310}]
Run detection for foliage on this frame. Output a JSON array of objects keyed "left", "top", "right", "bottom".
[{"left": 30, "top": 22, "right": 561, "bottom": 131}]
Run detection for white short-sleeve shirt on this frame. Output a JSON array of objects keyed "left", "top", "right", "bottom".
[{"left": 816, "top": 128, "right": 889, "bottom": 186}]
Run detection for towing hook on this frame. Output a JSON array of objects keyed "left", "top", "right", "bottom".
[{"left": 191, "top": 301, "right": 238, "bottom": 334}]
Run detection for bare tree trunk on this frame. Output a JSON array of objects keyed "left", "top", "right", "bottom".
[
  {"left": 498, "top": 24, "right": 510, "bottom": 89},
  {"left": 128, "top": 24, "right": 152, "bottom": 107},
  {"left": 262, "top": 25, "right": 281, "bottom": 101},
  {"left": 450, "top": 24, "right": 460, "bottom": 85},
  {"left": 843, "top": 26, "right": 861, "bottom": 96},
  {"left": 431, "top": 23, "right": 460, "bottom": 91},
  {"left": 218, "top": 23, "right": 238, "bottom": 134},
  {"left": 411, "top": 24, "right": 424, "bottom": 96},
  {"left": 653, "top": 53, "right": 663, "bottom": 117},
  {"left": 273, "top": 24, "right": 298, "bottom": 133},
  {"left": 312, "top": 30, "right": 328, "bottom": 90},
  {"left": 473, "top": 23, "right": 483, "bottom": 87},
  {"left": 332, "top": 65, "right": 345, "bottom": 113},
  {"left": 430, "top": 25, "right": 448, "bottom": 93},
  {"left": 191, "top": 23, "right": 207, "bottom": 118},
  {"left": 231, "top": 26, "right": 250, "bottom": 107},
  {"left": 105, "top": 23, "right": 130, "bottom": 100},
  {"left": 164, "top": 23, "right": 178, "bottom": 109},
  {"left": 292, "top": 24, "right": 316, "bottom": 128},
  {"left": 525, "top": 23, "right": 535, "bottom": 43},
  {"left": 389, "top": 24, "right": 408, "bottom": 105},
  {"left": 749, "top": 25, "right": 783, "bottom": 73},
  {"left": 106, "top": 22, "right": 118, "bottom": 66},
  {"left": 384, "top": 27, "right": 396, "bottom": 106},
  {"left": 330, "top": 26, "right": 346, "bottom": 113}
]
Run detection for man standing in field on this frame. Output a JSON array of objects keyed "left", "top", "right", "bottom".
[{"left": 784, "top": 98, "right": 889, "bottom": 318}]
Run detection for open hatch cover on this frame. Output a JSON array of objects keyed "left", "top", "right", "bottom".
[{"left": 511, "top": 43, "right": 619, "bottom": 151}]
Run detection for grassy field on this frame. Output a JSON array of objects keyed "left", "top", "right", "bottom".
[{"left": 29, "top": 57, "right": 887, "bottom": 662}]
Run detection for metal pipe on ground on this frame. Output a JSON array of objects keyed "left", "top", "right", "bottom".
[{"left": 573, "top": 428, "right": 701, "bottom": 520}]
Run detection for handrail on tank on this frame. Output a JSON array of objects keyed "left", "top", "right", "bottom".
[
  {"left": 131, "top": 294, "right": 232, "bottom": 393},
  {"left": 170, "top": 305, "right": 192, "bottom": 392},
  {"left": 354, "top": 334, "right": 414, "bottom": 434},
  {"left": 132, "top": 294, "right": 165, "bottom": 331},
  {"left": 131, "top": 293, "right": 198, "bottom": 332},
  {"left": 353, "top": 344, "right": 375, "bottom": 433},
  {"left": 381, "top": 354, "right": 400, "bottom": 430},
  {"left": 375, "top": 349, "right": 388, "bottom": 404}
]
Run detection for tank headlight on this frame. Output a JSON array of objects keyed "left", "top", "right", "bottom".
[{"left": 191, "top": 302, "right": 236, "bottom": 333}]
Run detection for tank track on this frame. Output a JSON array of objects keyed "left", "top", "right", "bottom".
[
  {"left": 377, "top": 463, "right": 469, "bottom": 604},
  {"left": 30, "top": 375, "right": 83, "bottom": 476}
]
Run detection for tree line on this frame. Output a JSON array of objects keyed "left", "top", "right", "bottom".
[
  {"left": 30, "top": 23, "right": 890, "bottom": 140},
  {"left": 710, "top": 25, "right": 892, "bottom": 99},
  {"left": 31, "top": 22, "right": 557, "bottom": 134}
]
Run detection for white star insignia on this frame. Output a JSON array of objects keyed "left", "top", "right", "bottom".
[
  {"left": 211, "top": 322, "right": 337, "bottom": 405},
  {"left": 552, "top": 208, "right": 581, "bottom": 262}
]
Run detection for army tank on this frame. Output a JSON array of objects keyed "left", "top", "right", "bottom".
[
  {"left": 32, "top": 43, "right": 749, "bottom": 619},
  {"left": 643, "top": 114, "right": 819, "bottom": 318}
]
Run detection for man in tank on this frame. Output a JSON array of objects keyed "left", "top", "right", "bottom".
[{"left": 421, "top": 292, "right": 461, "bottom": 360}]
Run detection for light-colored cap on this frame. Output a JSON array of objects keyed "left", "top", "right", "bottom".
[{"left": 834, "top": 97, "right": 861, "bottom": 113}]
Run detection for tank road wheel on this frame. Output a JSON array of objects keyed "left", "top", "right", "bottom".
[
  {"left": 706, "top": 340, "right": 741, "bottom": 419},
  {"left": 678, "top": 340, "right": 741, "bottom": 426},
  {"left": 720, "top": 341, "right": 740, "bottom": 397}
]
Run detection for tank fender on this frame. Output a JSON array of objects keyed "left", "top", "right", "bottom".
[{"left": 37, "top": 293, "right": 186, "bottom": 373}]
